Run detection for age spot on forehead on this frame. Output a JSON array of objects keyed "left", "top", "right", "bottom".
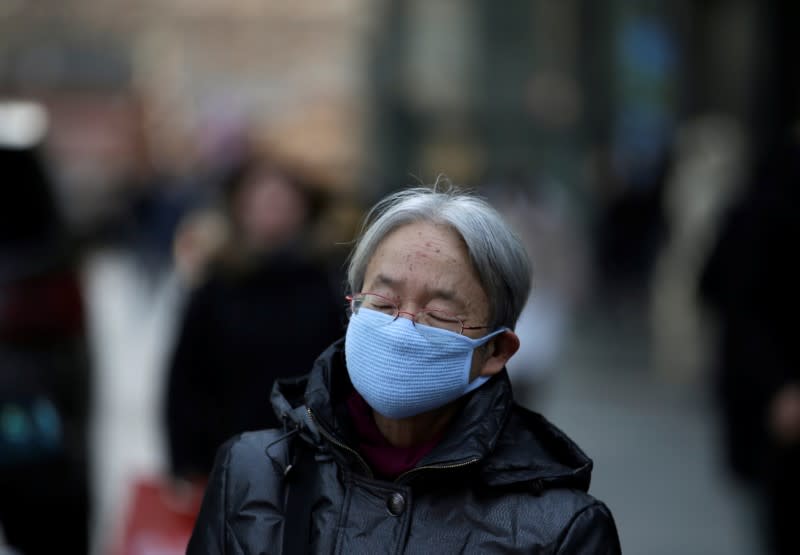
[{"left": 424, "top": 240, "right": 442, "bottom": 251}]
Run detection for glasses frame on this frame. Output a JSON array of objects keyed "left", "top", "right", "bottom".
[{"left": 346, "top": 291, "right": 491, "bottom": 336}]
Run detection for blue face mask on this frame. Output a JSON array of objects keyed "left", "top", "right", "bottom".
[{"left": 344, "top": 308, "right": 507, "bottom": 419}]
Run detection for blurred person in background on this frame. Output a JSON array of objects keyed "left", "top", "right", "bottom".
[
  {"left": 486, "top": 177, "right": 591, "bottom": 409},
  {"left": 698, "top": 3, "right": 800, "bottom": 552},
  {"left": 44, "top": 89, "right": 203, "bottom": 283},
  {"left": 649, "top": 115, "right": 748, "bottom": 383},
  {"left": 164, "top": 154, "right": 345, "bottom": 481},
  {"left": 0, "top": 103, "right": 91, "bottom": 554},
  {"left": 700, "top": 133, "right": 800, "bottom": 555},
  {"left": 188, "top": 186, "right": 620, "bottom": 554},
  {"left": 591, "top": 150, "right": 669, "bottom": 310}
]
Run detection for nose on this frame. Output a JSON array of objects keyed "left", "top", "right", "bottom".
[{"left": 395, "top": 310, "right": 416, "bottom": 322}]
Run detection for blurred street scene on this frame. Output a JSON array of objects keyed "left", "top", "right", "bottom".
[{"left": 2, "top": 1, "right": 798, "bottom": 554}]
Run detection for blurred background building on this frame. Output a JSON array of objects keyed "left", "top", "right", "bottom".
[{"left": 1, "top": 0, "right": 798, "bottom": 553}]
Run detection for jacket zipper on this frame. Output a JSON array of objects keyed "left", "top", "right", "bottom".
[
  {"left": 394, "top": 457, "right": 480, "bottom": 485},
  {"left": 307, "top": 407, "right": 374, "bottom": 479},
  {"left": 306, "top": 408, "right": 481, "bottom": 484}
]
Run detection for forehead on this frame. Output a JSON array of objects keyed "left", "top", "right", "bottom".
[
  {"left": 369, "top": 219, "right": 467, "bottom": 261},
  {"left": 363, "top": 221, "right": 488, "bottom": 308}
]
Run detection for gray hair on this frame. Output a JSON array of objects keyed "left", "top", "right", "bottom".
[{"left": 346, "top": 186, "right": 532, "bottom": 329}]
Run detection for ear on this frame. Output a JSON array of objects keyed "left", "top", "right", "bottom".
[{"left": 477, "top": 330, "right": 520, "bottom": 377}]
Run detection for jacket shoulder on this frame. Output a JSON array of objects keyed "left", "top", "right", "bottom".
[
  {"left": 472, "top": 487, "right": 618, "bottom": 553},
  {"left": 473, "top": 402, "right": 620, "bottom": 552},
  {"left": 223, "top": 429, "right": 292, "bottom": 497},
  {"left": 187, "top": 430, "right": 290, "bottom": 554},
  {"left": 554, "top": 499, "right": 621, "bottom": 554},
  {"left": 230, "top": 429, "right": 288, "bottom": 456}
]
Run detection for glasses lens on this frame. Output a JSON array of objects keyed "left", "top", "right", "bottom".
[
  {"left": 351, "top": 294, "right": 466, "bottom": 339},
  {"left": 415, "top": 309, "right": 463, "bottom": 334},
  {"left": 354, "top": 293, "right": 397, "bottom": 320}
]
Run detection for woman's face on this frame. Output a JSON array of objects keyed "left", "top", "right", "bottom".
[
  {"left": 362, "top": 220, "right": 492, "bottom": 380},
  {"left": 234, "top": 169, "right": 308, "bottom": 251}
]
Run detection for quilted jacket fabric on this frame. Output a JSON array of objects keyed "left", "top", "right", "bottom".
[{"left": 188, "top": 339, "right": 621, "bottom": 554}]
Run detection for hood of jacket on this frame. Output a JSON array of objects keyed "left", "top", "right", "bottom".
[{"left": 271, "top": 338, "right": 593, "bottom": 492}]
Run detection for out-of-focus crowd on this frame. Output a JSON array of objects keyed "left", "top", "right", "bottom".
[
  {"left": 1, "top": 1, "right": 799, "bottom": 554},
  {"left": 0, "top": 94, "right": 365, "bottom": 554},
  {"left": 3, "top": 89, "right": 799, "bottom": 555}
]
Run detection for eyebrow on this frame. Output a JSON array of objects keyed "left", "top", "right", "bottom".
[
  {"left": 371, "top": 273, "right": 458, "bottom": 302},
  {"left": 373, "top": 273, "right": 398, "bottom": 288}
]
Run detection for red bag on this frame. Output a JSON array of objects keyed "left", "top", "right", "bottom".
[{"left": 112, "top": 477, "right": 206, "bottom": 555}]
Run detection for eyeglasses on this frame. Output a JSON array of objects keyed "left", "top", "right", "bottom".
[{"left": 346, "top": 292, "right": 490, "bottom": 336}]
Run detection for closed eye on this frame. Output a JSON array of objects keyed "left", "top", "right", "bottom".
[{"left": 423, "top": 310, "right": 461, "bottom": 323}]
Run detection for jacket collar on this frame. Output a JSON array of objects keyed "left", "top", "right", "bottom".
[{"left": 273, "top": 338, "right": 593, "bottom": 491}]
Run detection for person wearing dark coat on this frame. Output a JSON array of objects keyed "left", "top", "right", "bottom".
[
  {"left": 700, "top": 136, "right": 800, "bottom": 555},
  {"left": 188, "top": 186, "right": 620, "bottom": 553},
  {"left": 0, "top": 140, "right": 90, "bottom": 554},
  {"left": 165, "top": 156, "right": 345, "bottom": 479}
]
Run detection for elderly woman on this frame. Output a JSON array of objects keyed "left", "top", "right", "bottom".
[{"left": 188, "top": 187, "right": 620, "bottom": 554}]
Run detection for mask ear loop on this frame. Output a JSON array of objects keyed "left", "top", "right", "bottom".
[{"left": 462, "top": 327, "right": 510, "bottom": 388}]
